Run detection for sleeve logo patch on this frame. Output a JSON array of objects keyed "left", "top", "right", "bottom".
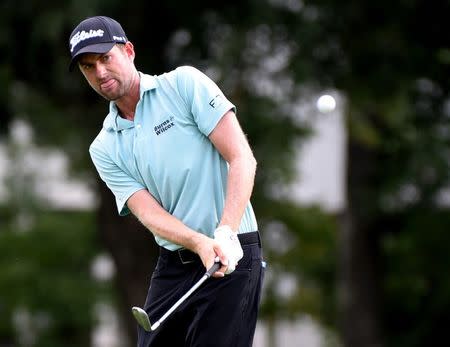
[{"left": 209, "top": 94, "right": 224, "bottom": 109}]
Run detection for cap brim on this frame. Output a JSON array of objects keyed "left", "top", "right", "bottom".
[{"left": 69, "top": 42, "right": 116, "bottom": 72}]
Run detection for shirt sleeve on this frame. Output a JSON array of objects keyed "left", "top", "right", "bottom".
[
  {"left": 89, "top": 139, "right": 146, "bottom": 216},
  {"left": 175, "top": 66, "right": 236, "bottom": 136}
]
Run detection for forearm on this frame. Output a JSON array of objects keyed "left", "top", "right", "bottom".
[
  {"left": 220, "top": 154, "right": 257, "bottom": 231},
  {"left": 208, "top": 110, "right": 258, "bottom": 231},
  {"left": 128, "top": 189, "right": 226, "bottom": 275},
  {"left": 127, "top": 189, "right": 207, "bottom": 252}
]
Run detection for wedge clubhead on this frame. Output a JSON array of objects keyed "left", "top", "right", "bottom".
[{"left": 132, "top": 306, "right": 151, "bottom": 331}]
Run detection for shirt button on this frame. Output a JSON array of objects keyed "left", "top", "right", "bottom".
[{"left": 136, "top": 124, "right": 141, "bottom": 129}]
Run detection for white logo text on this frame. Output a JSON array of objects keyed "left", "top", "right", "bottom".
[{"left": 70, "top": 29, "right": 104, "bottom": 52}]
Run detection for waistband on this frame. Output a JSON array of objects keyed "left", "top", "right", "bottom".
[{"left": 160, "top": 231, "right": 261, "bottom": 265}]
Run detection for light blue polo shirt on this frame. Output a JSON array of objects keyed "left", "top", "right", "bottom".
[{"left": 89, "top": 66, "right": 258, "bottom": 250}]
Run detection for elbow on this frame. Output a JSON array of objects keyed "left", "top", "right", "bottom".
[{"left": 231, "top": 148, "right": 257, "bottom": 177}]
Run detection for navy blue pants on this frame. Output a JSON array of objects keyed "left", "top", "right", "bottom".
[{"left": 137, "top": 231, "right": 265, "bottom": 347}]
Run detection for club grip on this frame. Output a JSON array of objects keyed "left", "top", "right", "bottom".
[{"left": 206, "top": 259, "right": 222, "bottom": 277}]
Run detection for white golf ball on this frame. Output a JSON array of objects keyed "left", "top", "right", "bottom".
[{"left": 316, "top": 94, "right": 336, "bottom": 113}]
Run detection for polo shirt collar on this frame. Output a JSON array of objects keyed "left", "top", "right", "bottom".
[
  {"left": 103, "top": 103, "right": 134, "bottom": 131},
  {"left": 139, "top": 72, "right": 158, "bottom": 96},
  {"left": 102, "top": 72, "right": 158, "bottom": 131}
]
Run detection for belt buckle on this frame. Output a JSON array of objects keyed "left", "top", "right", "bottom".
[{"left": 178, "top": 249, "right": 195, "bottom": 264}]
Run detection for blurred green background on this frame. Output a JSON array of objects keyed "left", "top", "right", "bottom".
[{"left": 0, "top": 0, "right": 449, "bottom": 346}]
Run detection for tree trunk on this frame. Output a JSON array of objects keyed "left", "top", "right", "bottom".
[
  {"left": 337, "top": 140, "right": 384, "bottom": 347},
  {"left": 97, "top": 182, "right": 159, "bottom": 346}
]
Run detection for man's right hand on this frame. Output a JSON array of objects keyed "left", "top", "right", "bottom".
[{"left": 192, "top": 232, "right": 229, "bottom": 277}]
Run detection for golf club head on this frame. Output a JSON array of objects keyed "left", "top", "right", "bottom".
[{"left": 132, "top": 306, "right": 151, "bottom": 331}]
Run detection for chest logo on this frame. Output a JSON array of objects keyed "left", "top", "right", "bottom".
[{"left": 154, "top": 116, "right": 175, "bottom": 136}]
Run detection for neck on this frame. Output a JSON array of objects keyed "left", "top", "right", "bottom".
[
  {"left": 116, "top": 70, "right": 140, "bottom": 121},
  {"left": 119, "top": 109, "right": 135, "bottom": 121}
]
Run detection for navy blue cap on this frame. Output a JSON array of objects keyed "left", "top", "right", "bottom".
[{"left": 68, "top": 16, "right": 127, "bottom": 71}]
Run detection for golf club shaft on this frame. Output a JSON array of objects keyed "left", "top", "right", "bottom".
[{"left": 151, "top": 261, "right": 221, "bottom": 331}]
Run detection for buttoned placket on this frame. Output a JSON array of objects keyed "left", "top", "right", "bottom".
[{"left": 132, "top": 100, "right": 146, "bottom": 183}]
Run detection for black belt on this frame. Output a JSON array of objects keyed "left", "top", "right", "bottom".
[{"left": 160, "top": 231, "right": 261, "bottom": 265}]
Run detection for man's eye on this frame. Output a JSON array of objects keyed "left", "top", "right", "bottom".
[{"left": 102, "top": 55, "right": 111, "bottom": 62}]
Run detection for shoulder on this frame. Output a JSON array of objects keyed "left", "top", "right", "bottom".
[
  {"left": 146, "top": 66, "right": 198, "bottom": 90},
  {"left": 150, "top": 65, "right": 208, "bottom": 82},
  {"left": 149, "top": 66, "right": 207, "bottom": 95},
  {"left": 155, "top": 65, "right": 209, "bottom": 86},
  {"left": 89, "top": 129, "right": 109, "bottom": 156},
  {"left": 171, "top": 66, "right": 219, "bottom": 94},
  {"left": 174, "top": 65, "right": 208, "bottom": 81},
  {"left": 175, "top": 65, "right": 202, "bottom": 75}
]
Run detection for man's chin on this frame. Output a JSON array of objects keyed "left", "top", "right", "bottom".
[{"left": 98, "top": 91, "right": 120, "bottom": 101}]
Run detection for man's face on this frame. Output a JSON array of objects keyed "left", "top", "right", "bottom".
[{"left": 77, "top": 43, "right": 136, "bottom": 101}]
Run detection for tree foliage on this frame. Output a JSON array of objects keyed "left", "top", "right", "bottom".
[{"left": 0, "top": 209, "right": 107, "bottom": 347}]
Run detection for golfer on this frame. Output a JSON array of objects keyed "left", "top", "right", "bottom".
[{"left": 69, "top": 16, "right": 264, "bottom": 347}]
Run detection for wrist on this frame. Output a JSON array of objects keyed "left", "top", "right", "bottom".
[
  {"left": 217, "top": 222, "right": 238, "bottom": 232},
  {"left": 188, "top": 231, "right": 209, "bottom": 254},
  {"left": 215, "top": 225, "right": 234, "bottom": 234}
]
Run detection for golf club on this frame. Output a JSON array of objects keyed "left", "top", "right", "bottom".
[{"left": 132, "top": 257, "right": 221, "bottom": 331}]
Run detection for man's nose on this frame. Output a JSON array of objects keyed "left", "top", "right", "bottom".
[{"left": 95, "top": 64, "right": 107, "bottom": 79}]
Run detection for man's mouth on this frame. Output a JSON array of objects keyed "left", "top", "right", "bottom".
[{"left": 100, "top": 79, "right": 116, "bottom": 91}]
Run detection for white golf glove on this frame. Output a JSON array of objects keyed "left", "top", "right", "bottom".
[{"left": 214, "top": 225, "right": 243, "bottom": 275}]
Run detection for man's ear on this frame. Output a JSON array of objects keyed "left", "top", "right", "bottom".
[{"left": 124, "top": 42, "right": 135, "bottom": 61}]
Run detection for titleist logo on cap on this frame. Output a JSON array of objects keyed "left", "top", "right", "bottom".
[
  {"left": 70, "top": 29, "right": 105, "bottom": 52},
  {"left": 68, "top": 16, "right": 128, "bottom": 71}
]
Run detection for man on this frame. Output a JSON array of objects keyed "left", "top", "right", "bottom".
[{"left": 69, "top": 16, "right": 264, "bottom": 347}]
